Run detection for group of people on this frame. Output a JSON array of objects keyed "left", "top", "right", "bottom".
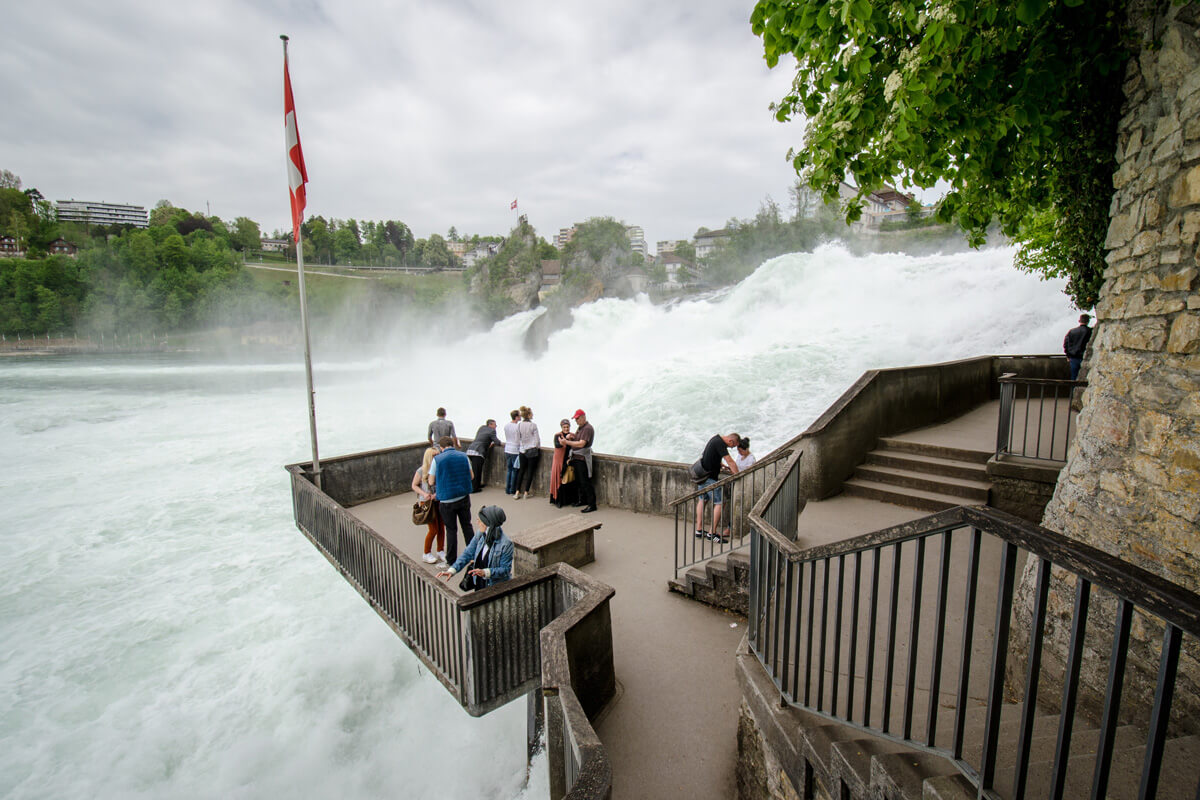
[
  {"left": 497, "top": 407, "right": 597, "bottom": 512},
  {"left": 410, "top": 406, "right": 597, "bottom": 581}
]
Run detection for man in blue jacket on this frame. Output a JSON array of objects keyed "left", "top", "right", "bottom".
[{"left": 430, "top": 436, "right": 474, "bottom": 566}]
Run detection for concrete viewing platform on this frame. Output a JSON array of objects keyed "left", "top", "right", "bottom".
[
  {"left": 345, "top": 398, "right": 1017, "bottom": 798},
  {"left": 351, "top": 488, "right": 949, "bottom": 796}
]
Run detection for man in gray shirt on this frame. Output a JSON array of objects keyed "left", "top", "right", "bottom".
[{"left": 427, "top": 407, "right": 459, "bottom": 449}]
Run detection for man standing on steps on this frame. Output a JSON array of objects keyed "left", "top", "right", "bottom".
[
  {"left": 694, "top": 432, "right": 740, "bottom": 543},
  {"left": 562, "top": 409, "right": 597, "bottom": 513},
  {"left": 1063, "top": 313, "right": 1092, "bottom": 381},
  {"left": 466, "top": 419, "right": 501, "bottom": 493},
  {"left": 428, "top": 407, "right": 460, "bottom": 449},
  {"left": 430, "top": 436, "right": 473, "bottom": 566}
]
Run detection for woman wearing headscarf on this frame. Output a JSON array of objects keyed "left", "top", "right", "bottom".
[
  {"left": 549, "top": 417, "right": 574, "bottom": 508},
  {"left": 514, "top": 405, "right": 541, "bottom": 499},
  {"left": 437, "top": 505, "right": 513, "bottom": 591}
]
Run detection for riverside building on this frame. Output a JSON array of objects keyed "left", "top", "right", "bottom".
[{"left": 56, "top": 200, "right": 149, "bottom": 229}]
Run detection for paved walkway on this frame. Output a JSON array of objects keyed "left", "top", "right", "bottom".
[{"left": 348, "top": 400, "right": 1006, "bottom": 799}]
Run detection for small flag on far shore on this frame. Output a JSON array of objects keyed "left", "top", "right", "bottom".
[
  {"left": 511, "top": 198, "right": 518, "bottom": 210},
  {"left": 283, "top": 41, "right": 309, "bottom": 239}
]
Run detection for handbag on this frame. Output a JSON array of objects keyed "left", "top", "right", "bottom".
[
  {"left": 561, "top": 464, "right": 576, "bottom": 484},
  {"left": 412, "top": 498, "right": 434, "bottom": 525},
  {"left": 688, "top": 459, "right": 708, "bottom": 484}
]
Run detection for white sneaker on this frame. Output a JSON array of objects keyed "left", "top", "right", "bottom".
[
  {"left": 422, "top": 552, "right": 438, "bottom": 564},
  {"left": 436, "top": 551, "right": 445, "bottom": 561},
  {"left": 436, "top": 560, "right": 449, "bottom": 569}
]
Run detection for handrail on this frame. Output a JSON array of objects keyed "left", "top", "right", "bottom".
[
  {"left": 746, "top": 449, "right": 1200, "bottom": 798},
  {"left": 671, "top": 448, "right": 795, "bottom": 578},
  {"left": 995, "top": 372, "right": 1086, "bottom": 463},
  {"left": 668, "top": 446, "right": 794, "bottom": 508}
]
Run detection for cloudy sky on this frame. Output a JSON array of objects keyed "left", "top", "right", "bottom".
[{"left": 2, "top": 1, "right": 821, "bottom": 250}]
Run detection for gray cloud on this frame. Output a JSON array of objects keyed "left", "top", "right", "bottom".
[{"left": 3, "top": 0, "right": 805, "bottom": 247}]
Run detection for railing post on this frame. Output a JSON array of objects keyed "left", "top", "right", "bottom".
[{"left": 996, "top": 374, "right": 1015, "bottom": 457}]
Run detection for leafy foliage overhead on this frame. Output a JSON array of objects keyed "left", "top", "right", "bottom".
[{"left": 751, "top": 0, "right": 1133, "bottom": 308}]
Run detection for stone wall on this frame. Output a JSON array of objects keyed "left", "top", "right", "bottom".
[{"left": 1015, "top": 0, "right": 1200, "bottom": 724}]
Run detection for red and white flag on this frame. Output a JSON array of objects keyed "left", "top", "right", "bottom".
[
  {"left": 511, "top": 198, "right": 518, "bottom": 210},
  {"left": 283, "top": 49, "right": 309, "bottom": 239}
]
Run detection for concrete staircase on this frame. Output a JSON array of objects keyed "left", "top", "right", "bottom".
[
  {"left": 841, "top": 437, "right": 992, "bottom": 512},
  {"left": 668, "top": 550, "right": 750, "bottom": 615}
]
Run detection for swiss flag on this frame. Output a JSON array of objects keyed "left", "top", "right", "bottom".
[
  {"left": 511, "top": 198, "right": 518, "bottom": 210},
  {"left": 284, "top": 51, "right": 308, "bottom": 239}
]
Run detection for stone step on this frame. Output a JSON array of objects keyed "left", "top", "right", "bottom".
[
  {"left": 841, "top": 478, "right": 973, "bottom": 513},
  {"left": 667, "top": 549, "right": 750, "bottom": 615},
  {"left": 853, "top": 464, "right": 990, "bottom": 502},
  {"left": 878, "top": 437, "right": 992, "bottom": 465},
  {"left": 865, "top": 449, "right": 990, "bottom": 482}
]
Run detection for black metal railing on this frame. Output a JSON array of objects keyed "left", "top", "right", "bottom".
[
  {"left": 748, "top": 452, "right": 1200, "bottom": 799},
  {"left": 288, "top": 465, "right": 616, "bottom": 799},
  {"left": 669, "top": 447, "right": 793, "bottom": 577},
  {"left": 996, "top": 374, "right": 1086, "bottom": 463}
]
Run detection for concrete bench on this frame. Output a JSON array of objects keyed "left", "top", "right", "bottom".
[{"left": 509, "top": 513, "right": 600, "bottom": 574}]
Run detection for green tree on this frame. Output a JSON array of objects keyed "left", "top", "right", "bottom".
[
  {"left": 334, "top": 226, "right": 361, "bottom": 264},
  {"left": 423, "top": 234, "right": 451, "bottom": 268},
  {"left": 0, "top": 170, "right": 21, "bottom": 190},
  {"left": 751, "top": 0, "right": 1130, "bottom": 308},
  {"left": 230, "top": 217, "right": 261, "bottom": 252}
]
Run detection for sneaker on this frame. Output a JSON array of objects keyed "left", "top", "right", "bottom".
[
  {"left": 707, "top": 530, "right": 730, "bottom": 544},
  {"left": 581, "top": 505, "right": 597, "bottom": 513},
  {"left": 436, "top": 560, "right": 449, "bottom": 570},
  {"left": 694, "top": 529, "right": 707, "bottom": 539},
  {"left": 422, "top": 552, "right": 438, "bottom": 564},
  {"left": 514, "top": 492, "right": 524, "bottom": 500},
  {"left": 436, "top": 550, "right": 445, "bottom": 561}
]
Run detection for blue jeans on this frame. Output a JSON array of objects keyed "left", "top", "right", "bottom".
[
  {"left": 505, "top": 453, "right": 520, "bottom": 494},
  {"left": 698, "top": 477, "right": 723, "bottom": 505},
  {"left": 1068, "top": 357, "right": 1082, "bottom": 380}
]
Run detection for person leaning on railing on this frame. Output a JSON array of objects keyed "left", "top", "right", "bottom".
[
  {"left": 436, "top": 505, "right": 513, "bottom": 591},
  {"left": 694, "top": 432, "right": 740, "bottom": 543}
]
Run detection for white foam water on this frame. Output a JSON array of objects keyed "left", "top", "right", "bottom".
[{"left": 0, "top": 245, "right": 1075, "bottom": 798}]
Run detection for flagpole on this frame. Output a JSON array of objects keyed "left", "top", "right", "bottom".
[{"left": 282, "top": 34, "right": 321, "bottom": 489}]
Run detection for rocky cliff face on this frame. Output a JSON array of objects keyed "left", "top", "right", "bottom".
[{"left": 468, "top": 221, "right": 543, "bottom": 319}]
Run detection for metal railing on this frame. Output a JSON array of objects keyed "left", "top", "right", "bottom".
[
  {"left": 747, "top": 450, "right": 1200, "bottom": 799},
  {"left": 669, "top": 447, "right": 794, "bottom": 577},
  {"left": 996, "top": 374, "right": 1086, "bottom": 463},
  {"left": 288, "top": 464, "right": 615, "bottom": 798}
]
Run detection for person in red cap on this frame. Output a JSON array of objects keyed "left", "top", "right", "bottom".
[{"left": 561, "top": 409, "right": 597, "bottom": 512}]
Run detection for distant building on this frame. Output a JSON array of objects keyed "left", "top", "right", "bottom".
[
  {"left": 447, "top": 241, "right": 469, "bottom": 257},
  {"left": 0, "top": 235, "right": 22, "bottom": 257},
  {"left": 261, "top": 238, "right": 289, "bottom": 253},
  {"left": 540, "top": 259, "right": 562, "bottom": 291},
  {"left": 659, "top": 253, "right": 696, "bottom": 288},
  {"left": 625, "top": 225, "right": 647, "bottom": 258},
  {"left": 56, "top": 200, "right": 149, "bottom": 229},
  {"left": 462, "top": 241, "right": 501, "bottom": 270},
  {"left": 48, "top": 238, "right": 78, "bottom": 257},
  {"left": 693, "top": 228, "right": 731, "bottom": 260},
  {"left": 656, "top": 240, "right": 686, "bottom": 257},
  {"left": 555, "top": 226, "right": 577, "bottom": 250}
]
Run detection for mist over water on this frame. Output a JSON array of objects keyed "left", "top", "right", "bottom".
[{"left": 0, "top": 246, "right": 1075, "bottom": 798}]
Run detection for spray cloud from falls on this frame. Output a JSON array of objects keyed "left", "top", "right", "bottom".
[{"left": 310, "top": 244, "right": 1078, "bottom": 464}]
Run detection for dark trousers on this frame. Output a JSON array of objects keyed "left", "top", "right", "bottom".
[
  {"left": 467, "top": 453, "right": 486, "bottom": 492},
  {"left": 517, "top": 451, "right": 540, "bottom": 493},
  {"left": 505, "top": 453, "right": 520, "bottom": 494},
  {"left": 439, "top": 496, "right": 472, "bottom": 564},
  {"left": 572, "top": 459, "right": 595, "bottom": 508}
]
